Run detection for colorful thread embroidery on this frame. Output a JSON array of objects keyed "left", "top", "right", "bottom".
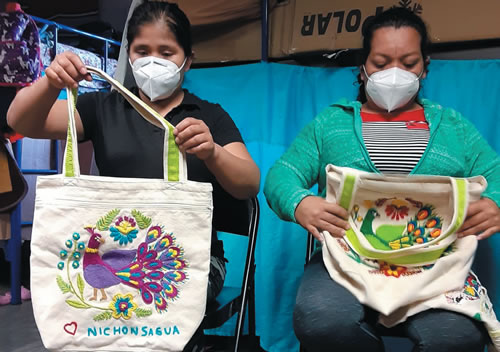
[
  {"left": 351, "top": 197, "right": 443, "bottom": 251},
  {"left": 337, "top": 238, "right": 455, "bottom": 279},
  {"left": 444, "top": 272, "right": 496, "bottom": 322},
  {"left": 109, "top": 216, "right": 139, "bottom": 245},
  {"left": 56, "top": 210, "right": 188, "bottom": 321}
]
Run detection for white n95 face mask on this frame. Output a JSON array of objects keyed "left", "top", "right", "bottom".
[
  {"left": 364, "top": 66, "right": 423, "bottom": 113},
  {"left": 130, "top": 56, "right": 187, "bottom": 102}
]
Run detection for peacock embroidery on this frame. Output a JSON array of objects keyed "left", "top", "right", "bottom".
[
  {"left": 55, "top": 209, "right": 188, "bottom": 321},
  {"left": 352, "top": 198, "right": 443, "bottom": 251}
]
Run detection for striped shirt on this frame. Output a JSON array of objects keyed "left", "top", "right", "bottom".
[{"left": 361, "top": 109, "right": 430, "bottom": 175}]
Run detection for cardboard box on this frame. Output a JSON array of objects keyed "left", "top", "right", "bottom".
[
  {"left": 270, "top": 0, "right": 500, "bottom": 58},
  {"left": 191, "top": 19, "right": 262, "bottom": 64},
  {"left": 175, "top": 0, "right": 263, "bottom": 64}
]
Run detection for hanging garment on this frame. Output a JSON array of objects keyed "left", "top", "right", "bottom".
[
  {"left": 321, "top": 165, "right": 500, "bottom": 351},
  {"left": 0, "top": 3, "right": 42, "bottom": 87},
  {"left": 30, "top": 67, "right": 213, "bottom": 352}
]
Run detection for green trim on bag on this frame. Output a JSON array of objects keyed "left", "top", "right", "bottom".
[
  {"left": 166, "top": 125, "right": 179, "bottom": 182},
  {"left": 447, "top": 178, "right": 467, "bottom": 236},
  {"left": 65, "top": 123, "right": 75, "bottom": 177},
  {"left": 339, "top": 174, "right": 356, "bottom": 209},
  {"left": 345, "top": 228, "right": 446, "bottom": 265},
  {"left": 64, "top": 88, "right": 78, "bottom": 177}
]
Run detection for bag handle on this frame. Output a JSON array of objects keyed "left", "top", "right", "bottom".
[
  {"left": 335, "top": 168, "right": 468, "bottom": 265},
  {"left": 62, "top": 66, "right": 187, "bottom": 182}
]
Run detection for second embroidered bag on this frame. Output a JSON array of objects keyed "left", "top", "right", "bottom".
[{"left": 321, "top": 165, "right": 486, "bottom": 315}]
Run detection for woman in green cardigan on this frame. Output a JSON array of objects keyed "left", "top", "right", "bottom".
[{"left": 264, "top": 7, "right": 500, "bottom": 352}]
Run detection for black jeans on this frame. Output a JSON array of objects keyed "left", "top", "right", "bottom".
[{"left": 294, "top": 252, "right": 488, "bottom": 352}]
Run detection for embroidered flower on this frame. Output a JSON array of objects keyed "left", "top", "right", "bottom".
[
  {"left": 385, "top": 204, "right": 409, "bottom": 220},
  {"left": 380, "top": 262, "right": 407, "bottom": 278},
  {"left": 110, "top": 293, "right": 138, "bottom": 320},
  {"left": 110, "top": 216, "right": 139, "bottom": 245},
  {"left": 114, "top": 216, "right": 137, "bottom": 234}
]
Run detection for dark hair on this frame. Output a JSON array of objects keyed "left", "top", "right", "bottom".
[
  {"left": 357, "top": 7, "right": 430, "bottom": 102},
  {"left": 126, "top": 0, "right": 192, "bottom": 57}
]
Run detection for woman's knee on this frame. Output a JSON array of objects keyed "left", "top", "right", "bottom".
[
  {"left": 406, "top": 310, "right": 487, "bottom": 352},
  {"left": 293, "top": 297, "right": 362, "bottom": 339},
  {"left": 293, "top": 301, "right": 383, "bottom": 352}
]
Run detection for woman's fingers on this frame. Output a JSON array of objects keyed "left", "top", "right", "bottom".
[
  {"left": 320, "top": 211, "right": 350, "bottom": 232},
  {"left": 318, "top": 219, "right": 346, "bottom": 238},
  {"left": 46, "top": 52, "right": 92, "bottom": 89}
]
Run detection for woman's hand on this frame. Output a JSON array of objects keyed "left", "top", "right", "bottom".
[
  {"left": 44, "top": 51, "right": 92, "bottom": 90},
  {"left": 458, "top": 197, "right": 500, "bottom": 240},
  {"left": 173, "top": 117, "right": 215, "bottom": 161},
  {"left": 294, "top": 196, "right": 350, "bottom": 241}
]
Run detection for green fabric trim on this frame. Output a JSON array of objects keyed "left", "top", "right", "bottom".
[
  {"left": 450, "top": 178, "right": 467, "bottom": 235},
  {"left": 345, "top": 228, "right": 446, "bottom": 265},
  {"left": 166, "top": 125, "right": 179, "bottom": 181},
  {"left": 339, "top": 174, "right": 356, "bottom": 210},
  {"left": 64, "top": 88, "right": 78, "bottom": 177},
  {"left": 64, "top": 123, "right": 75, "bottom": 177}
]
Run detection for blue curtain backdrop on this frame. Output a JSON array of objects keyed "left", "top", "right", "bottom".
[{"left": 183, "top": 60, "right": 500, "bottom": 352}]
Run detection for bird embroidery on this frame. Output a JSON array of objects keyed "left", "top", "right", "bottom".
[
  {"left": 82, "top": 225, "right": 187, "bottom": 312},
  {"left": 356, "top": 200, "right": 443, "bottom": 251}
]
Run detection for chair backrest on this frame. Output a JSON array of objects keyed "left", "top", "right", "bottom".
[
  {"left": 305, "top": 232, "right": 316, "bottom": 265},
  {"left": 204, "top": 196, "right": 260, "bottom": 348},
  {"left": 213, "top": 196, "right": 259, "bottom": 237}
]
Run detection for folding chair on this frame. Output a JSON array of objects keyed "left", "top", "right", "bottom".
[{"left": 203, "top": 196, "right": 260, "bottom": 352}]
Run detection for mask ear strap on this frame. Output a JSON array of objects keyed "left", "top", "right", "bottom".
[
  {"left": 362, "top": 65, "right": 370, "bottom": 80},
  {"left": 178, "top": 57, "right": 188, "bottom": 72},
  {"left": 417, "top": 68, "right": 425, "bottom": 79}
]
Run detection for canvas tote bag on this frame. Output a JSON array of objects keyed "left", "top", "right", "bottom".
[
  {"left": 321, "top": 164, "right": 487, "bottom": 314},
  {"left": 31, "top": 67, "right": 213, "bottom": 352},
  {"left": 321, "top": 165, "right": 500, "bottom": 350}
]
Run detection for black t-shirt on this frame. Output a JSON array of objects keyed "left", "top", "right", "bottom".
[{"left": 76, "top": 88, "right": 244, "bottom": 259}]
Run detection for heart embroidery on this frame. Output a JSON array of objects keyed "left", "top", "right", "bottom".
[{"left": 64, "top": 322, "right": 77, "bottom": 335}]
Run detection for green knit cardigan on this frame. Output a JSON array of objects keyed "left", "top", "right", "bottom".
[{"left": 264, "top": 98, "right": 500, "bottom": 222}]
